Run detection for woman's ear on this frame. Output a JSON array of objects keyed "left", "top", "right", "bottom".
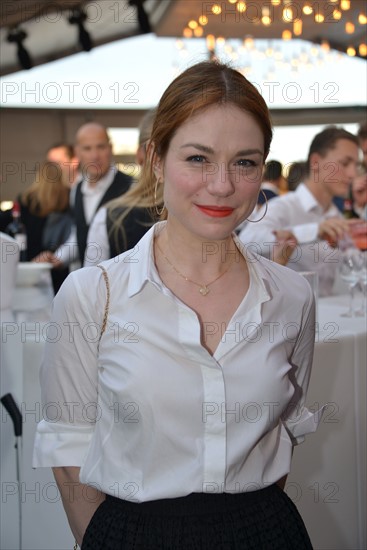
[
  {"left": 153, "top": 155, "right": 164, "bottom": 180},
  {"left": 148, "top": 142, "right": 163, "bottom": 179}
]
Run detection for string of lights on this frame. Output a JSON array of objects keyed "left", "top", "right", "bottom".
[{"left": 180, "top": 0, "right": 367, "bottom": 60}]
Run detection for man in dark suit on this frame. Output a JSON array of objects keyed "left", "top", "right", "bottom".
[
  {"left": 72, "top": 122, "right": 132, "bottom": 264},
  {"left": 43, "top": 123, "right": 132, "bottom": 268}
]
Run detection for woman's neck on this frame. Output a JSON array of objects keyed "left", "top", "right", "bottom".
[{"left": 156, "top": 221, "right": 239, "bottom": 281}]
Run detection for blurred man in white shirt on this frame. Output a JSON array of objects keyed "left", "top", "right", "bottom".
[
  {"left": 357, "top": 122, "right": 367, "bottom": 169},
  {"left": 240, "top": 126, "right": 360, "bottom": 296}
]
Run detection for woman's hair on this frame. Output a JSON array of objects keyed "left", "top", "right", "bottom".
[
  {"left": 138, "top": 108, "right": 157, "bottom": 146},
  {"left": 105, "top": 108, "right": 160, "bottom": 248},
  {"left": 142, "top": 60, "right": 272, "bottom": 213},
  {"left": 107, "top": 61, "right": 273, "bottom": 247},
  {"left": 21, "top": 161, "right": 70, "bottom": 216}
]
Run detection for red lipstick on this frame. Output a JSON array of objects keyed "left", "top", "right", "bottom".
[{"left": 196, "top": 205, "right": 234, "bottom": 218}]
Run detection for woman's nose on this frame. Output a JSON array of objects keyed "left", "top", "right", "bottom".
[{"left": 204, "top": 162, "right": 236, "bottom": 196}]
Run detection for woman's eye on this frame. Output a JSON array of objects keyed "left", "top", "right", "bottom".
[
  {"left": 236, "top": 159, "right": 256, "bottom": 167},
  {"left": 187, "top": 155, "right": 206, "bottom": 163}
]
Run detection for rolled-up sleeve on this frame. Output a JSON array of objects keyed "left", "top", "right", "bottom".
[
  {"left": 282, "top": 284, "right": 325, "bottom": 445},
  {"left": 33, "top": 268, "right": 106, "bottom": 467}
]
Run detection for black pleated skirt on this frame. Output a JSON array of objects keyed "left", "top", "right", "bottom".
[{"left": 81, "top": 485, "right": 313, "bottom": 549}]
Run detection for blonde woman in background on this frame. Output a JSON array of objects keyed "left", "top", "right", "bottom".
[{"left": 20, "top": 161, "right": 72, "bottom": 293}]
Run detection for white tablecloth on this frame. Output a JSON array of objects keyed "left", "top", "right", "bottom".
[
  {"left": 1, "top": 283, "right": 73, "bottom": 550},
  {"left": 288, "top": 294, "right": 366, "bottom": 550},
  {"left": 1, "top": 289, "right": 366, "bottom": 549}
]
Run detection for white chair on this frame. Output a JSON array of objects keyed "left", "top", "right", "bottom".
[{"left": 0, "top": 232, "right": 19, "bottom": 313}]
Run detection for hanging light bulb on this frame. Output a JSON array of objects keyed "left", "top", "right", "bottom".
[
  {"left": 183, "top": 27, "right": 192, "bottom": 38},
  {"left": 293, "top": 19, "right": 302, "bottom": 35},
  {"left": 199, "top": 15, "right": 208, "bottom": 25},
  {"left": 194, "top": 26, "right": 203, "bottom": 37},
  {"left": 340, "top": 0, "right": 350, "bottom": 10},
  {"left": 346, "top": 46, "right": 356, "bottom": 56},
  {"left": 261, "top": 6, "right": 271, "bottom": 25},
  {"left": 237, "top": 2, "right": 246, "bottom": 13},
  {"left": 188, "top": 20, "right": 198, "bottom": 29},
  {"left": 303, "top": 4, "right": 313, "bottom": 15},
  {"left": 358, "top": 13, "right": 367, "bottom": 25},
  {"left": 282, "top": 5, "right": 294, "bottom": 22},
  {"left": 333, "top": 9, "right": 342, "bottom": 20},
  {"left": 345, "top": 22, "right": 355, "bottom": 34},
  {"left": 315, "top": 12, "right": 325, "bottom": 23},
  {"left": 282, "top": 29, "right": 292, "bottom": 40},
  {"left": 206, "top": 34, "right": 216, "bottom": 50},
  {"left": 211, "top": 4, "right": 222, "bottom": 15},
  {"left": 359, "top": 43, "right": 367, "bottom": 56}
]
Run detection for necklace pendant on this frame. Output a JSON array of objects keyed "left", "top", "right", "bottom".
[{"left": 199, "top": 285, "right": 209, "bottom": 296}]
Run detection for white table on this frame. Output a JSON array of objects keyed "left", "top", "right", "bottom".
[
  {"left": 288, "top": 294, "right": 366, "bottom": 550},
  {"left": 1, "top": 290, "right": 366, "bottom": 549},
  {"left": 1, "top": 282, "right": 74, "bottom": 550}
]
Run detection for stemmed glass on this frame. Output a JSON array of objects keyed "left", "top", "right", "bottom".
[
  {"left": 355, "top": 251, "right": 367, "bottom": 317},
  {"left": 339, "top": 249, "right": 363, "bottom": 318}
]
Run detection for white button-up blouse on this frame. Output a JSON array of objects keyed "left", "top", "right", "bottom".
[{"left": 33, "top": 222, "right": 322, "bottom": 502}]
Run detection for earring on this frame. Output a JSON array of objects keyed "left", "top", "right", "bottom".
[
  {"left": 154, "top": 177, "right": 165, "bottom": 216},
  {"left": 246, "top": 190, "right": 268, "bottom": 223}
]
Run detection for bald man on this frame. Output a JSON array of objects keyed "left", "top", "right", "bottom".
[{"left": 70, "top": 123, "right": 132, "bottom": 265}]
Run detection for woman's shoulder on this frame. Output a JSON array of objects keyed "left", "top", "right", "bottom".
[
  {"left": 61, "top": 264, "right": 108, "bottom": 295},
  {"left": 245, "top": 248, "right": 313, "bottom": 301},
  {"left": 57, "top": 263, "right": 116, "bottom": 319}
]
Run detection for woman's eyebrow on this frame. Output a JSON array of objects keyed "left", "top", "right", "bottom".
[
  {"left": 180, "top": 143, "right": 214, "bottom": 154},
  {"left": 181, "top": 143, "right": 263, "bottom": 156}
]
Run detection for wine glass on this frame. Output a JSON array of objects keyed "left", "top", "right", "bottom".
[
  {"left": 355, "top": 251, "right": 367, "bottom": 317},
  {"left": 339, "top": 249, "right": 363, "bottom": 317}
]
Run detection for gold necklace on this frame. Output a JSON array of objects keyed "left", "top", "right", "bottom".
[{"left": 156, "top": 241, "right": 233, "bottom": 296}]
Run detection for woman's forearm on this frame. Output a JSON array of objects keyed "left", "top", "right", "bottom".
[{"left": 53, "top": 467, "right": 105, "bottom": 546}]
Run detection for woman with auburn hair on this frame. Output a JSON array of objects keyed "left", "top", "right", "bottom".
[
  {"left": 19, "top": 161, "right": 72, "bottom": 293},
  {"left": 34, "top": 61, "right": 322, "bottom": 549}
]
